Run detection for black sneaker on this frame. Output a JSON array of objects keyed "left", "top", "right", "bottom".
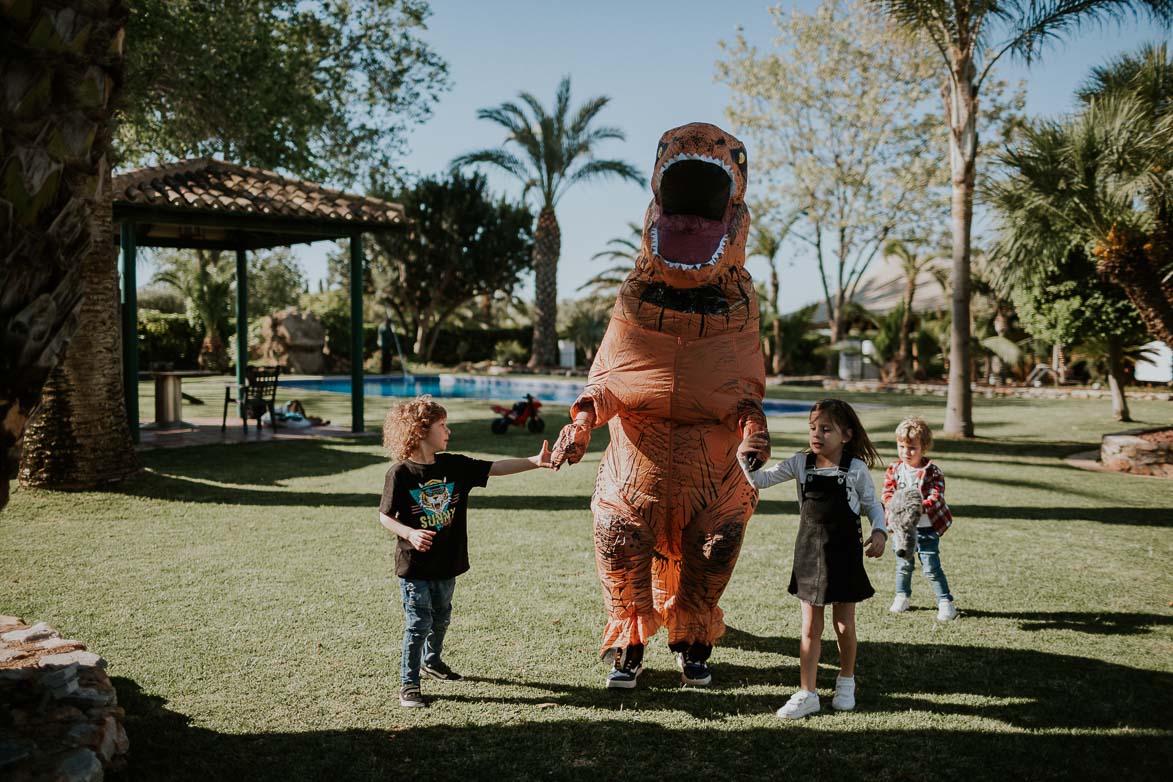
[
  {"left": 676, "top": 642, "right": 712, "bottom": 687},
  {"left": 605, "top": 644, "right": 644, "bottom": 689},
  {"left": 421, "top": 660, "right": 462, "bottom": 681},
  {"left": 399, "top": 684, "right": 426, "bottom": 708}
]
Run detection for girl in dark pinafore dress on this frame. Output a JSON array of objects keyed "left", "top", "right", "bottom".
[{"left": 739, "top": 399, "right": 886, "bottom": 720}]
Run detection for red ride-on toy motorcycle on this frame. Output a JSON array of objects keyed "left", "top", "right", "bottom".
[{"left": 490, "top": 394, "right": 545, "bottom": 434}]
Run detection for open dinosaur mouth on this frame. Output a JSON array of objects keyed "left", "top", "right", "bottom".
[{"left": 652, "top": 155, "right": 734, "bottom": 269}]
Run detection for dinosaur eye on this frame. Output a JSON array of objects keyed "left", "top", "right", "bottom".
[
  {"left": 656, "top": 142, "right": 668, "bottom": 161},
  {"left": 731, "top": 147, "right": 747, "bottom": 176}
]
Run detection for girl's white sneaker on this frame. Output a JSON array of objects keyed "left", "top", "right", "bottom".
[
  {"left": 832, "top": 675, "right": 856, "bottom": 711},
  {"left": 937, "top": 599, "right": 958, "bottom": 621},
  {"left": 776, "top": 689, "right": 820, "bottom": 720},
  {"left": 889, "top": 595, "right": 910, "bottom": 613}
]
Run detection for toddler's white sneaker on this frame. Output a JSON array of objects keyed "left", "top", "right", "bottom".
[
  {"left": 832, "top": 675, "right": 856, "bottom": 711},
  {"left": 937, "top": 599, "right": 958, "bottom": 621},
  {"left": 889, "top": 595, "right": 910, "bottom": 613},
  {"left": 776, "top": 689, "right": 820, "bottom": 720}
]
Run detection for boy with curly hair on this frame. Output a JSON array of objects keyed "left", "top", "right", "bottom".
[
  {"left": 379, "top": 396, "right": 552, "bottom": 707},
  {"left": 882, "top": 416, "right": 957, "bottom": 621}
]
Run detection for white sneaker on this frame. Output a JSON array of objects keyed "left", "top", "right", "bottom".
[
  {"left": 832, "top": 675, "right": 856, "bottom": 710},
  {"left": 776, "top": 689, "right": 820, "bottom": 720},
  {"left": 890, "top": 595, "right": 910, "bottom": 613},
  {"left": 937, "top": 599, "right": 958, "bottom": 621}
]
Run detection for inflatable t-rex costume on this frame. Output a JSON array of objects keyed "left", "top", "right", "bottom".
[{"left": 552, "top": 122, "right": 771, "bottom": 686}]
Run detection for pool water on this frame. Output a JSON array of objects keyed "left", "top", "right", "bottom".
[{"left": 282, "top": 375, "right": 813, "bottom": 416}]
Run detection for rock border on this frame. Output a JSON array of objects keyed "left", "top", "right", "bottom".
[{"left": 0, "top": 617, "right": 128, "bottom": 781}]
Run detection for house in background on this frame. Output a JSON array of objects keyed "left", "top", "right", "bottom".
[
  {"left": 1136, "top": 341, "right": 1173, "bottom": 383},
  {"left": 801, "top": 252, "right": 949, "bottom": 381}
]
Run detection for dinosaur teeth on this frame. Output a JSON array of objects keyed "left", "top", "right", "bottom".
[
  {"left": 654, "top": 153, "right": 736, "bottom": 188},
  {"left": 651, "top": 228, "right": 728, "bottom": 271}
]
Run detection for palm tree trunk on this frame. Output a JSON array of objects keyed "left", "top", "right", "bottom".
[
  {"left": 770, "top": 265, "right": 783, "bottom": 374},
  {"left": 944, "top": 63, "right": 977, "bottom": 437},
  {"left": 0, "top": 1, "right": 128, "bottom": 509},
  {"left": 20, "top": 168, "right": 140, "bottom": 489},
  {"left": 897, "top": 278, "right": 917, "bottom": 382},
  {"left": 1107, "top": 336, "right": 1131, "bottom": 423},
  {"left": 528, "top": 206, "right": 561, "bottom": 367},
  {"left": 1094, "top": 226, "right": 1173, "bottom": 345}
]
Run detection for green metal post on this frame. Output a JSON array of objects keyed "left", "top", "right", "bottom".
[
  {"left": 120, "top": 222, "right": 139, "bottom": 443},
  {"left": 235, "top": 247, "right": 249, "bottom": 416},
  {"left": 350, "top": 233, "right": 364, "bottom": 432}
]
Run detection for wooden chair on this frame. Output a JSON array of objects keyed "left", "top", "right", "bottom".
[{"left": 222, "top": 366, "right": 280, "bottom": 433}]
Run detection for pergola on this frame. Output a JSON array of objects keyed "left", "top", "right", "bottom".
[{"left": 112, "top": 158, "right": 406, "bottom": 442}]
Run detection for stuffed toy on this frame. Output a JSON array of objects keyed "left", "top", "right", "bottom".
[
  {"left": 885, "top": 488, "right": 923, "bottom": 560},
  {"left": 551, "top": 122, "right": 769, "bottom": 687}
]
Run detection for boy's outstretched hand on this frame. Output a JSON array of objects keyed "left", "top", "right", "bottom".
[
  {"left": 531, "top": 439, "right": 554, "bottom": 469},
  {"left": 864, "top": 529, "right": 886, "bottom": 558}
]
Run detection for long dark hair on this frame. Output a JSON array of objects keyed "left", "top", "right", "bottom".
[{"left": 809, "top": 398, "right": 879, "bottom": 468}]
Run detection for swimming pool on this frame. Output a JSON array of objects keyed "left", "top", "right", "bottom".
[{"left": 282, "top": 375, "right": 814, "bottom": 416}]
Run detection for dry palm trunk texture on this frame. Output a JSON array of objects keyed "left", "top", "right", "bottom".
[
  {"left": 1095, "top": 225, "right": 1173, "bottom": 346},
  {"left": 528, "top": 206, "right": 561, "bottom": 367},
  {"left": 0, "top": 1, "right": 128, "bottom": 509},
  {"left": 20, "top": 168, "right": 139, "bottom": 489}
]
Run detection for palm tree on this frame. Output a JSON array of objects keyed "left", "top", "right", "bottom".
[
  {"left": 581, "top": 222, "right": 642, "bottom": 300},
  {"left": 990, "top": 93, "right": 1173, "bottom": 345},
  {"left": 749, "top": 211, "right": 802, "bottom": 375},
  {"left": 452, "top": 77, "right": 642, "bottom": 367},
  {"left": 154, "top": 250, "right": 235, "bottom": 371},
  {"left": 869, "top": 0, "right": 1173, "bottom": 437},
  {"left": 883, "top": 239, "right": 942, "bottom": 382},
  {"left": 19, "top": 172, "right": 140, "bottom": 489},
  {"left": 0, "top": 2, "right": 127, "bottom": 510}
]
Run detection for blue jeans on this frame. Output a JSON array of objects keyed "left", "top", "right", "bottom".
[
  {"left": 894, "top": 528, "right": 953, "bottom": 602},
  {"left": 400, "top": 577, "right": 456, "bottom": 685}
]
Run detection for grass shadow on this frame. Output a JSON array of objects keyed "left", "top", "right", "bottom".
[
  {"left": 951, "top": 505, "right": 1171, "bottom": 526},
  {"left": 959, "top": 609, "right": 1173, "bottom": 635},
  {"left": 112, "top": 641, "right": 1173, "bottom": 780},
  {"left": 140, "top": 439, "right": 385, "bottom": 487}
]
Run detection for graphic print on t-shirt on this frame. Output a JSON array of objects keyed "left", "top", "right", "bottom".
[{"left": 409, "top": 478, "right": 459, "bottom": 530}]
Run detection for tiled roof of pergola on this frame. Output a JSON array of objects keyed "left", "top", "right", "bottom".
[{"left": 112, "top": 158, "right": 405, "bottom": 250}]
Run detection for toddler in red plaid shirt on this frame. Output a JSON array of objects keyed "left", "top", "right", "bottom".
[{"left": 882, "top": 416, "right": 957, "bottom": 621}]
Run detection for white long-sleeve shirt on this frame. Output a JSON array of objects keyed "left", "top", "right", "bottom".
[{"left": 741, "top": 452, "right": 887, "bottom": 532}]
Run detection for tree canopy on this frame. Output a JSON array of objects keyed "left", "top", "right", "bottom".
[
  {"left": 117, "top": 0, "right": 450, "bottom": 185},
  {"left": 368, "top": 172, "right": 534, "bottom": 362}
]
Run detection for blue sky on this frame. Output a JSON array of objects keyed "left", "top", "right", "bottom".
[{"left": 292, "top": 0, "right": 1168, "bottom": 311}]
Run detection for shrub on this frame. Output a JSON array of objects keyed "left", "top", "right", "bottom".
[
  {"left": 493, "top": 339, "right": 528, "bottom": 366},
  {"left": 138, "top": 309, "right": 203, "bottom": 370}
]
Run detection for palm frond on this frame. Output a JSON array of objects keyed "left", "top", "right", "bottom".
[
  {"left": 568, "top": 94, "right": 611, "bottom": 137},
  {"left": 449, "top": 148, "right": 534, "bottom": 184},
  {"left": 557, "top": 159, "right": 643, "bottom": 203},
  {"left": 998, "top": 0, "right": 1173, "bottom": 67}
]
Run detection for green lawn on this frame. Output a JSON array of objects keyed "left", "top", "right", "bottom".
[{"left": 3, "top": 384, "right": 1171, "bottom": 780}]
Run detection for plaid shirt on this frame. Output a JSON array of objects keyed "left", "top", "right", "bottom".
[{"left": 882, "top": 459, "right": 953, "bottom": 535}]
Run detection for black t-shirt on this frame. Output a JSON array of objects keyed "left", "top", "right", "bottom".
[{"left": 379, "top": 453, "right": 493, "bottom": 580}]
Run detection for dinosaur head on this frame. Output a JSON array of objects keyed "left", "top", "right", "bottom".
[{"left": 642, "top": 122, "right": 749, "bottom": 288}]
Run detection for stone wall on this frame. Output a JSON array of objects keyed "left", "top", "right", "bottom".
[
  {"left": 0, "top": 617, "right": 127, "bottom": 781},
  {"left": 1101, "top": 429, "right": 1173, "bottom": 478}
]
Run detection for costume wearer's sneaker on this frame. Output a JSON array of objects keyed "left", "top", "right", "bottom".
[
  {"left": 937, "top": 599, "right": 958, "bottom": 621},
  {"left": 605, "top": 644, "right": 644, "bottom": 689},
  {"left": 832, "top": 675, "right": 856, "bottom": 711},
  {"left": 399, "top": 684, "right": 426, "bottom": 708},
  {"left": 675, "top": 652, "right": 713, "bottom": 687},
  {"left": 890, "top": 595, "right": 910, "bottom": 613},
  {"left": 421, "top": 660, "right": 462, "bottom": 681},
  {"left": 776, "top": 689, "right": 820, "bottom": 720}
]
